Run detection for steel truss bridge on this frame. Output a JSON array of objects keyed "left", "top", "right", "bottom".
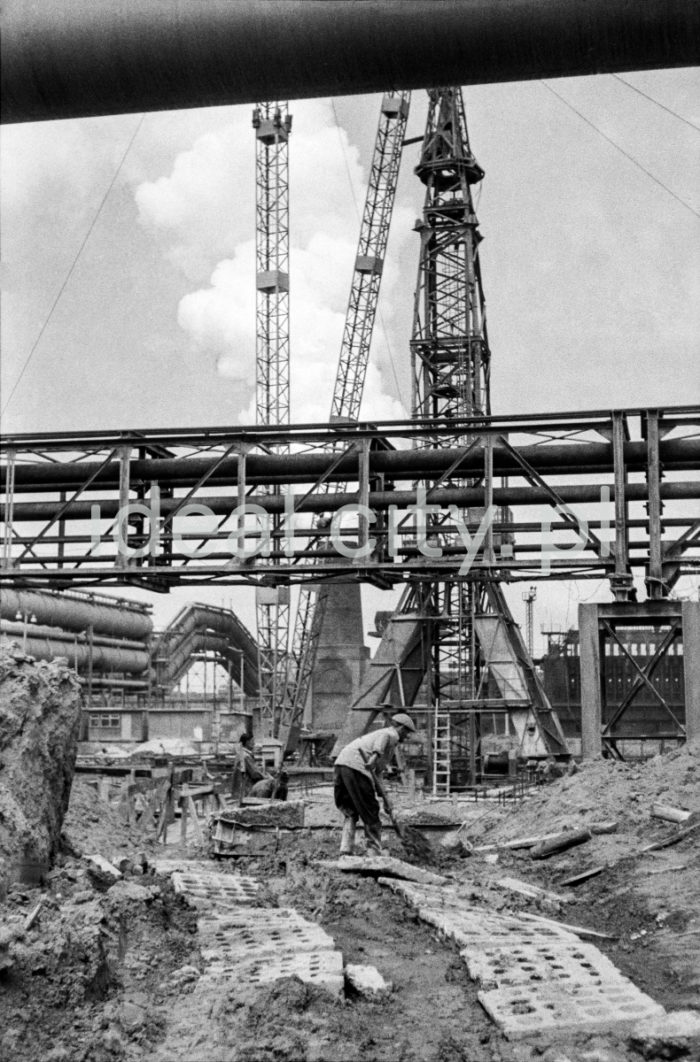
[{"left": 2, "top": 405, "right": 699, "bottom": 596}]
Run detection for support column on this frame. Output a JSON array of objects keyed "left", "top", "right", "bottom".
[
  {"left": 579, "top": 603, "right": 603, "bottom": 759},
  {"left": 116, "top": 445, "right": 131, "bottom": 569},
  {"left": 682, "top": 601, "right": 700, "bottom": 746},
  {"left": 645, "top": 411, "right": 663, "bottom": 598},
  {"left": 612, "top": 411, "right": 633, "bottom": 600}
]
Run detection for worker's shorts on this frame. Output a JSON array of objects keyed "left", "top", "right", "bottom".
[{"left": 334, "top": 765, "right": 380, "bottom": 828}]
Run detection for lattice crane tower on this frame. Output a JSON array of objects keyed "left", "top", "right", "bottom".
[
  {"left": 408, "top": 88, "right": 490, "bottom": 789},
  {"left": 252, "top": 101, "right": 292, "bottom": 736},
  {"left": 280, "top": 92, "right": 411, "bottom": 750}
]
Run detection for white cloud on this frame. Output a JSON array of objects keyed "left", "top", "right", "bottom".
[{"left": 143, "top": 99, "right": 408, "bottom": 425}]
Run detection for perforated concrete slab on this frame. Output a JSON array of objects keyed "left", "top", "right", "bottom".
[
  {"left": 378, "top": 874, "right": 666, "bottom": 1040},
  {"left": 478, "top": 983, "right": 665, "bottom": 1040},
  {"left": 420, "top": 906, "right": 574, "bottom": 951},
  {"left": 172, "top": 870, "right": 262, "bottom": 908},
  {"left": 200, "top": 920, "right": 336, "bottom": 963},
  {"left": 197, "top": 907, "right": 311, "bottom": 940},
  {"left": 462, "top": 938, "right": 624, "bottom": 990},
  {"left": 196, "top": 949, "right": 345, "bottom": 997}
]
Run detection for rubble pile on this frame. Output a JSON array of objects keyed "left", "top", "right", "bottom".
[{"left": 0, "top": 648, "right": 82, "bottom": 889}]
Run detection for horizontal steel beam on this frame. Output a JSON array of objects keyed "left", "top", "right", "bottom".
[
  {"left": 3, "top": 0, "right": 698, "bottom": 124},
  {"left": 3, "top": 406, "right": 698, "bottom": 451}
]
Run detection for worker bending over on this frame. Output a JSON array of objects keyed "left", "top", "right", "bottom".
[{"left": 334, "top": 713, "right": 416, "bottom": 856}]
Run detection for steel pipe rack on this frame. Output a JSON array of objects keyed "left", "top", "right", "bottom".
[{"left": 2, "top": 406, "right": 699, "bottom": 594}]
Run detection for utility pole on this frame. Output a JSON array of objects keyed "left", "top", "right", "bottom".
[{"left": 253, "top": 101, "right": 292, "bottom": 737}]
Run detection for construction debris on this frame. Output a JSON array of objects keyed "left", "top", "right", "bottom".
[
  {"left": 494, "top": 876, "right": 574, "bottom": 906},
  {"left": 318, "top": 854, "right": 446, "bottom": 886},
  {"left": 218, "top": 799, "right": 305, "bottom": 829},
  {"left": 651, "top": 803, "right": 692, "bottom": 824},
  {"left": 558, "top": 865, "right": 608, "bottom": 887},
  {"left": 628, "top": 1009, "right": 700, "bottom": 1059},
  {"left": 344, "top": 962, "right": 392, "bottom": 997},
  {"left": 640, "top": 819, "right": 700, "bottom": 853},
  {"left": 518, "top": 911, "right": 619, "bottom": 942},
  {"left": 474, "top": 831, "right": 563, "bottom": 852},
  {"left": 86, "top": 854, "right": 122, "bottom": 888}
]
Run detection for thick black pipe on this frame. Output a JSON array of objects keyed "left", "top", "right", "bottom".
[
  {"left": 8, "top": 479, "right": 700, "bottom": 523},
  {"left": 3, "top": 437, "right": 699, "bottom": 492},
  {"left": 3, "top": 0, "right": 699, "bottom": 125}
]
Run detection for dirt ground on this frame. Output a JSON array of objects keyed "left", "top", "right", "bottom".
[{"left": 1, "top": 747, "right": 699, "bottom": 1062}]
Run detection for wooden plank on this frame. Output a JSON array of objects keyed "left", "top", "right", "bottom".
[
  {"left": 180, "top": 792, "right": 189, "bottom": 844},
  {"left": 24, "top": 899, "right": 44, "bottom": 930},
  {"left": 519, "top": 911, "right": 617, "bottom": 942},
  {"left": 589, "top": 821, "right": 618, "bottom": 834},
  {"left": 651, "top": 803, "right": 691, "bottom": 824},
  {"left": 530, "top": 829, "right": 592, "bottom": 860},
  {"left": 495, "top": 876, "right": 574, "bottom": 905},
  {"left": 640, "top": 819, "right": 700, "bottom": 853},
  {"left": 558, "top": 866, "right": 607, "bottom": 888},
  {"left": 474, "top": 831, "right": 562, "bottom": 853}
]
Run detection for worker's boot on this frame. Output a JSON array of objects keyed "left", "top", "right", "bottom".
[
  {"left": 365, "top": 823, "right": 385, "bottom": 855},
  {"left": 340, "top": 818, "right": 356, "bottom": 856}
]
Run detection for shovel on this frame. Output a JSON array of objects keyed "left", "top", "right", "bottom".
[{"left": 373, "top": 771, "right": 433, "bottom": 863}]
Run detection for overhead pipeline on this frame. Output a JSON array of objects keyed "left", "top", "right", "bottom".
[
  {"left": 0, "top": 627, "right": 150, "bottom": 673},
  {"left": 0, "top": 588, "right": 153, "bottom": 641},
  {"left": 4, "top": 437, "right": 699, "bottom": 492},
  {"left": 5, "top": 478, "right": 700, "bottom": 525},
  {"left": 153, "top": 603, "right": 259, "bottom": 695},
  {"left": 3, "top": 0, "right": 699, "bottom": 124}
]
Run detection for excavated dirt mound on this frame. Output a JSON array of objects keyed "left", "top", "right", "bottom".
[
  {"left": 0, "top": 647, "right": 82, "bottom": 889},
  {"left": 462, "top": 746, "right": 700, "bottom": 852}
]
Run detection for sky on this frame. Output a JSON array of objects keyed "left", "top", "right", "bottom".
[{"left": 1, "top": 69, "right": 699, "bottom": 651}]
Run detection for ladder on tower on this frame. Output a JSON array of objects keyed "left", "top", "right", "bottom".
[{"left": 432, "top": 709, "right": 451, "bottom": 797}]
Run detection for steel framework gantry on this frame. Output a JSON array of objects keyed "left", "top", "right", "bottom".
[
  {"left": 253, "top": 100, "right": 292, "bottom": 736},
  {"left": 1, "top": 409, "right": 699, "bottom": 583}
]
